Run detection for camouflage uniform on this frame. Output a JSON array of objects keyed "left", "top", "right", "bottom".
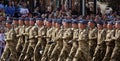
[
  {"left": 57, "top": 28, "right": 72, "bottom": 61},
  {"left": 73, "top": 29, "right": 89, "bottom": 61},
  {"left": 16, "top": 25, "right": 25, "bottom": 55},
  {"left": 1, "top": 28, "right": 18, "bottom": 61},
  {"left": 41, "top": 27, "right": 53, "bottom": 61},
  {"left": 34, "top": 26, "right": 46, "bottom": 61},
  {"left": 92, "top": 29, "right": 106, "bottom": 61},
  {"left": 110, "top": 29, "right": 120, "bottom": 61},
  {"left": 50, "top": 28, "right": 64, "bottom": 61},
  {"left": 24, "top": 26, "right": 38, "bottom": 61},
  {"left": 66, "top": 28, "right": 79, "bottom": 61},
  {"left": 89, "top": 27, "right": 98, "bottom": 58},
  {"left": 18, "top": 26, "right": 32, "bottom": 61},
  {"left": 102, "top": 29, "right": 115, "bottom": 61}
]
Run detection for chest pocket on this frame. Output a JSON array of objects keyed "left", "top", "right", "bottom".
[
  {"left": 81, "top": 30, "right": 88, "bottom": 40},
  {"left": 106, "top": 32, "right": 112, "bottom": 39}
]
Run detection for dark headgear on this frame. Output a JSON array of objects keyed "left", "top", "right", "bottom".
[
  {"left": 97, "top": 21, "right": 104, "bottom": 25},
  {"left": 72, "top": 20, "right": 78, "bottom": 24},
  {"left": 78, "top": 20, "right": 87, "bottom": 25},
  {"left": 108, "top": 21, "right": 114, "bottom": 25},
  {"left": 89, "top": 20, "right": 96, "bottom": 25},
  {"left": 57, "top": 19, "right": 62, "bottom": 25}
]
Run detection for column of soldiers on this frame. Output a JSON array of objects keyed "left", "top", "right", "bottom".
[{"left": 0, "top": 16, "right": 120, "bottom": 61}]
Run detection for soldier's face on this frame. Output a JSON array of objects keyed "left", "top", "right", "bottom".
[
  {"left": 47, "top": 22, "right": 52, "bottom": 27},
  {"left": 56, "top": 23, "right": 60, "bottom": 28},
  {"left": 6, "top": 23, "right": 11, "bottom": 28},
  {"left": 88, "top": 22, "right": 95, "bottom": 28},
  {"left": 13, "top": 20, "right": 18, "bottom": 25},
  {"left": 52, "top": 22, "right": 55, "bottom": 27},
  {"left": 24, "top": 21, "right": 29, "bottom": 26},
  {"left": 19, "top": 20, "right": 24, "bottom": 25},
  {"left": 72, "top": 24, "right": 78, "bottom": 28},
  {"left": 36, "top": 21, "right": 43, "bottom": 26},
  {"left": 115, "top": 23, "right": 120, "bottom": 29},
  {"left": 107, "top": 24, "right": 113, "bottom": 29},
  {"left": 63, "top": 23, "right": 69, "bottom": 28},
  {"left": 30, "top": 21, "right": 35, "bottom": 26},
  {"left": 103, "top": 24, "right": 107, "bottom": 28},
  {"left": 97, "top": 24, "right": 103, "bottom": 29},
  {"left": 79, "top": 23, "right": 84, "bottom": 29}
]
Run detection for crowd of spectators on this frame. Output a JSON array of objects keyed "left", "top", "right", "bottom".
[{"left": 0, "top": 0, "right": 120, "bottom": 57}]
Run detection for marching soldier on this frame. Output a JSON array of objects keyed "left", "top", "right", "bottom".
[
  {"left": 102, "top": 21, "right": 115, "bottom": 61},
  {"left": 18, "top": 18, "right": 31, "bottom": 61},
  {"left": 57, "top": 19, "right": 72, "bottom": 61},
  {"left": 47, "top": 19, "right": 58, "bottom": 58},
  {"left": 24, "top": 18, "right": 38, "bottom": 61},
  {"left": 66, "top": 19, "right": 79, "bottom": 61},
  {"left": 16, "top": 18, "right": 25, "bottom": 56},
  {"left": 34, "top": 18, "right": 46, "bottom": 61},
  {"left": 50, "top": 19, "right": 63, "bottom": 61},
  {"left": 41, "top": 18, "right": 53, "bottom": 61},
  {"left": 12, "top": 18, "right": 19, "bottom": 44},
  {"left": 110, "top": 21, "right": 120, "bottom": 61},
  {"left": 1, "top": 21, "right": 18, "bottom": 61},
  {"left": 73, "top": 20, "right": 89, "bottom": 61},
  {"left": 92, "top": 21, "right": 106, "bottom": 61},
  {"left": 88, "top": 20, "right": 98, "bottom": 58}
]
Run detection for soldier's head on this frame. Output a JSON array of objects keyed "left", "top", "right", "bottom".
[
  {"left": 78, "top": 21, "right": 87, "bottom": 30},
  {"left": 68, "top": 20, "right": 72, "bottom": 28},
  {"left": 36, "top": 18, "right": 44, "bottom": 27},
  {"left": 13, "top": 18, "right": 18, "bottom": 25},
  {"left": 19, "top": 18, "right": 24, "bottom": 25},
  {"left": 115, "top": 21, "right": 120, "bottom": 29},
  {"left": 56, "top": 19, "right": 62, "bottom": 28},
  {"left": 52, "top": 19, "right": 56, "bottom": 27},
  {"left": 46, "top": 18, "right": 52, "bottom": 27},
  {"left": 72, "top": 20, "right": 78, "bottom": 28},
  {"left": 24, "top": 18, "right": 29, "bottom": 26},
  {"left": 103, "top": 21, "right": 107, "bottom": 29},
  {"left": 62, "top": 19, "right": 70, "bottom": 28},
  {"left": 107, "top": 21, "right": 114, "bottom": 30},
  {"left": 29, "top": 18, "right": 36, "bottom": 26},
  {"left": 88, "top": 20, "right": 96, "bottom": 28},
  {"left": 6, "top": 21, "right": 12, "bottom": 28},
  {"left": 97, "top": 21, "right": 104, "bottom": 30}
]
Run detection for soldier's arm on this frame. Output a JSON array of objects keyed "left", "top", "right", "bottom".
[
  {"left": 114, "top": 30, "right": 120, "bottom": 40},
  {"left": 65, "top": 30, "right": 73, "bottom": 39}
]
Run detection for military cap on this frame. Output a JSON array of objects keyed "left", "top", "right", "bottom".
[
  {"left": 115, "top": 21, "right": 120, "bottom": 24},
  {"left": 6, "top": 20, "right": 12, "bottom": 24},
  {"left": 47, "top": 18, "right": 52, "bottom": 23},
  {"left": 24, "top": 17, "right": 29, "bottom": 21},
  {"left": 57, "top": 19, "right": 62, "bottom": 25},
  {"left": 36, "top": 18, "right": 44, "bottom": 21},
  {"left": 89, "top": 20, "right": 96, "bottom": 24},
  {"left": 78, "top": 20, "right": 87, "bottom": 25},
  {"left": 13, "top": 18, "right": 19, "bottom": 21},
  {"left": 108, "top": 21, "right": 114, "bottom": 25},
  {"left": 19, "top": 17, "right": 24, "bottom": 21},
  {"left": 84, "top": 20, "right": 88, "bottom": 24},
  {"left": 97, "top": 21, "right": 104, "bottom": 25},
  {"left": 72, "top": 20, "right": 78, "bottom": 24},
  {"left": 103, "top": 21, "right": 108, "bottom": 24},
  {"left": 63, "top": 19, "right": 71, "bottom": 23},
  {"left": 29, "top": 18, "right": 36, "bottom": 22},
  {"left": 52, "top": 18, "right": 57, "bottom": 23}
]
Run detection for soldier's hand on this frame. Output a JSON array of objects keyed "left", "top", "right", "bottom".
[
  {"left": 35, "top": 36, "right": 38, "bottom": 38},
  {"left": 48, "top": 41, "right": 54, "bottom": 45}
]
